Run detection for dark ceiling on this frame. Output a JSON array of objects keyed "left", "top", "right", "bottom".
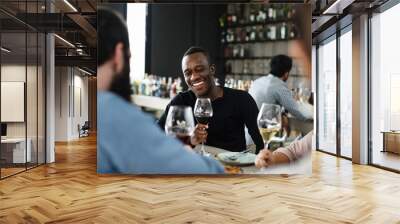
[
  {"left": 0, "top": 0, "right": 97, "bottom": 74},
  {"left": 1, "top": 0, "right": 392, "bottom": 74}
]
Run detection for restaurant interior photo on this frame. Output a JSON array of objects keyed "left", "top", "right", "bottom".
[{"left": 1, "top": 0, "right": 400, "bottom": 223}]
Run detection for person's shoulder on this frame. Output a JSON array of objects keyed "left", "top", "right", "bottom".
[
  {"left": 223, "top": 87, "right": 255, "bottom": 102},
  {"left": 98, "top": 91, "right": 132, "bottom": 108},
  {"left": 252, "top": 76, "right": 267, "bottom": 83},
  {"left": 224, "top": 87, "right": 250, "bottom": 97},
  {"left": 98, "top": 91, "right": 145, "bottom": 120},
  {"left": 248, "top": 76, "right": 268, "bottom": 91},
  {"left": 224, "top": 86, "right": 243, "bottom": 95},
  {"left": 170, "top": 90, "right": 195, "bottom": 105}
]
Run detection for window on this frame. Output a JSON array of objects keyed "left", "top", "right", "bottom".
[
  {"left": 127, "top": 3, "right": 147, "bottom": 82},
  {"left": 317, "top": 35, "right": 337, "bottom": 154},
  {"left": 0, "top": 1, "right": 47, "bottom": 179},
  {"left": 339, "top": 28, "right": 352, "bottom": 158},
  {"left": 370, "top": 3, "right": 400, "bottom": 171}
]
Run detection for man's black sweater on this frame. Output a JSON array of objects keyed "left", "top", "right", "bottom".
[{"left": 158, "top": 87, "right": 264, "bottom": 153}]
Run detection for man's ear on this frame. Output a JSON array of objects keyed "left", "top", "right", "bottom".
[
  {"left": 210, "top": 64, "right": 216, "bottom": 75},
  {"left": 113, "top": 42, "right": 125, "bottom": 74},
  {"left": 283, "top": 71, "right": 289, "bottom": 80}
]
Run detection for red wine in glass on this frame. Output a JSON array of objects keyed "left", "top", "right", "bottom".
[
  {"left": 195, "top": 115, "right": 211, "bottom": 125},
  {"left": 164, "top": 106, "right": 195, "bottom": 146},
  {"left": 194, "top": 98, "right": 213, "bottom": 156}
]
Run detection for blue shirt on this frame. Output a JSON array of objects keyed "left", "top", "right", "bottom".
[
  {"left": 248, "top": 74, "right": 313, "bottom": 121},
  {"left": 97, "top": 91, "right": 224, "bottom": 174}
]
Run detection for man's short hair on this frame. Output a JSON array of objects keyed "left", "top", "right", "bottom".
[
  {"left": 183, "top": 46, "right": 211, "bottom": 64},
  {"left": 270, "top": 55, "right": 293, "bottom": 78},
  {"left": 98, "top": 8, "right": 130, "bottom": 66}
]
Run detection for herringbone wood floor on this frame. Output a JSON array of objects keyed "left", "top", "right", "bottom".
[{"left": 1, "top": 135, "right": 400, "bottom": 223}]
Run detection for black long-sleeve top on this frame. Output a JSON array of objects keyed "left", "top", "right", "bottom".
[{"left": 158, "top": 87, "right": 264, "bottom": 153}]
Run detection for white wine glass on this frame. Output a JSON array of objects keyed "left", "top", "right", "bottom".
[{"left": 257, "top": 103, "right": 282, "bottom": 149}]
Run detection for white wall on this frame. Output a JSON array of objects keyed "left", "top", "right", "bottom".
[
  {"left": 1, "top": 65, "right": 26, "bottom": 134},
  {"left": 1, "top": 64, "right": 46, "bottom": 164},
  {"left": 55, "top": 67, "right": 89, "bottom": 141}
]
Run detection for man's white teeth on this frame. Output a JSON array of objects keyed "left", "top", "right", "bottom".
[{"left": 192, "top": 81, "right": 204, "bottom": 87}]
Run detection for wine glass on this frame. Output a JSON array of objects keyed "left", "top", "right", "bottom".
[
  {"left": 194, "top": 98, "right": 213, "bottom": 156},
  {"left": 299, "top": 87, "right": 311, "bottom": 103},
  {"left": 165, "top": 106, "right": 195, "bottom": 145},
  {"left": 257, "top": 103, "right": 282, "bottom": 149}
]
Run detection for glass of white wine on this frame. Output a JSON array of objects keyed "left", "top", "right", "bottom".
[{"left": 257, "top": 103, "right": 282, "bottom": 148}]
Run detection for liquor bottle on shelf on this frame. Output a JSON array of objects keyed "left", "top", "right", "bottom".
[
  {"left": 270, "top": 24, "right": 277, "bottom": 40},
  {"left": 250, "top": 26, "right": 256, "bottom": 41},
  {"left": 276, "top": 5, "right": 283, "bottom": 20},
  {"left": 240, "top": 28, "right": 247, "bottom": 42},
  {"left": 256, "top": 5, "right": 266, "bottom": 23},
  {"left": 288, "top": 8, "right": 295, "bottom": 19},
  {"left": 149, "top": 75, "right": 155, "bottom": 96},
  {"left": 224, "top": 45, "right": 232, "bottom": 58},
  {"left": 227, "top": 14, "right": 232, "bottom": 27},
  {"left": 243, "top": 61, "right": 250, "bottom": 74},
  {"left": 214, "top": 78, "right": 220, "bottom": 86},
  {"left": 268, "top": 6, "right": 276, "bottom": 21},
  {"left": 158, "top": 77, "right": 166, "bottom": 98},
  {"left": 232, "top": 45, "right": 239, "bottom": 58},
  {"left": 257, "top": 25, "right": 265, "bottom": 41},
  {"left": 239, "top": 45, "right": 246, "bottom": 58},
  {"left": 264, "top": 25, "right": 271, "bottom": 40},
  {"left": 219, "top": 13, "right": 226, "bottom": 28},
  {"left": 282, "top": 5, "right": 289, "bottom": 19},
  {"left": 226, "top": 29, "right": 234, "bottom": 42},
  {"left": 141, "top": 73, "right": 148, "bottom": 95},
  {"left": 245, "top": 27, "right": 251, "bottom": 42},
  {"left": 280, "top": 22, "right": 288, "bottom": 40},
  {"left": 231, "top": 13, "right": 237, "bottom": 24},
  {"left": 225, "top": 61, "right": 232, "bottom": 74},
  {"left": 221, "top": 31, "right": 226, "bottom": 44},
  {"left": 289, "top": 23, "right": 297, "bottom": 39},
  {"left": 235, "top": 28, "right": 242, "bottom": 42},
  {"left": 166, "top": 77, "right": 172, "bottom": 98},
  {"left": 224, "top": 76, "right": 253, "bottom": 92},
  {"left": 153, "top": 76, "right": 159, "bottom": 97},
  {"left": 169, "top": 79, "right": 177, "bottom": 98},
  {"left": 176, "top": 78, "right": 183, "bottom": 94},
  {"left": 249, "top": 4, "right": 256, "bottom": 23}
]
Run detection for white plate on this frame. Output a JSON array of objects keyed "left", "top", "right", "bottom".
[{"left": 217, "top": 152, "right": 256, "bottom": 166}]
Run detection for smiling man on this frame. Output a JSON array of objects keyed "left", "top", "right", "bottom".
[{"left": 158, "top": 46, "right": 264, "bottom": 153}]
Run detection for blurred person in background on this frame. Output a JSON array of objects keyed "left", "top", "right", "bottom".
[
  {"left": 97, "top": 8, "right": 223, "bottom": 174},
  {"left": 248, "top": 54, "right": 313, "bottom": 121}
]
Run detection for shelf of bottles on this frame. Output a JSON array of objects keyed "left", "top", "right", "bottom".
[
  {"left": 220, "top": 4, "right": 302, "bottom": 84},
  {"left": 220, "top": 4, "right": 297, "bottom": 45},
  {"left": 131, "top": 74, "right": 184, "bottom": 99}
]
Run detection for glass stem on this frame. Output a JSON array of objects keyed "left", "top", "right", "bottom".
[
  {"left": 265, "top": 141, "right": 270, "bottom": 150},
  {"left": 201, "top": 142, "right": 206, "bottom": 154}
]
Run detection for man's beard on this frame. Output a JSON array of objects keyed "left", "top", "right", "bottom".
[{"left": 109, "top": 56, "right": 132, "bottom": 102}]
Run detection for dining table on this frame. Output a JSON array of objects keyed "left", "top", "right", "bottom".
[{"left": 194, "top": 144, "right": 312, "bottom": 175}]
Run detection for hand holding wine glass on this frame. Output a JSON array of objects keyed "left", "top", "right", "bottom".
[
  {"left": 194, "top": 98, "right": 213, "bottom": 156},
  {"left": 165, "top": 106, "right": 195, "bottom": 146},
  {"left": 257, "top": 103, "right": 282, "bottom": 149}
]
